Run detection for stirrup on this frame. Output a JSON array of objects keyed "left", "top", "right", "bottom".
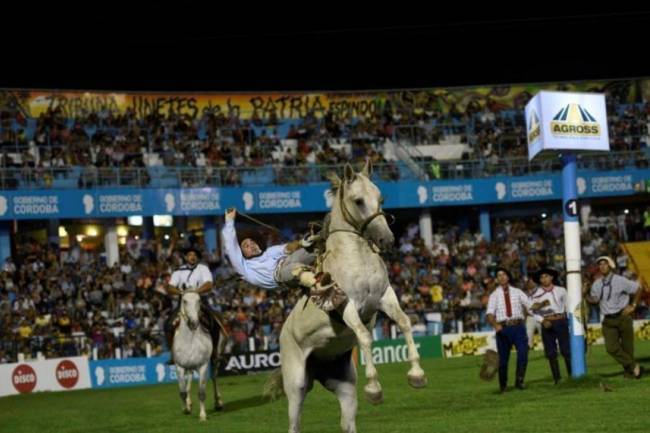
[
  {"left": 311, "top": 272, "right": 335, "bottom": 294},
  {"left": 309, "top": 272, "right": 347, "bottom": 312}
]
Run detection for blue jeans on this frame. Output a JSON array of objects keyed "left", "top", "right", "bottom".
[{"left": 496, "top": 323, "right": 529, "bottom": 389}]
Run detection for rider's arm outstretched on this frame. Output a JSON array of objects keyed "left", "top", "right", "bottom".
[{"left": 222, "top": 208, "right": 249, "bottom": 276}]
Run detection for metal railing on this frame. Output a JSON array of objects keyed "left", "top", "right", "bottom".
[
  {"left": 419, "top": 150, "right": 649, "bottom": 180},
  {"left": 0, "top": 150, "right": 648, "bottom": 190}
]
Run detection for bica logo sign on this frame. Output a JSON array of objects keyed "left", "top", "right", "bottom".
[
  {"left": 56, "top": 360, "right": 79, "bottom": 389},
  {"left": 12, "top": 364, "right": 37, "bottom": 393},
  {"left": 527, "top": 109, "right": 541, "bottom": 144},
  {"left": 550, "top": 103, "right": 600, "bottom": 137}
]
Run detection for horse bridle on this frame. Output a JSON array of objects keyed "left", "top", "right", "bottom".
[
  {"left": 178, "top": 291, "right": 200, "bottom": 331},
  {"left": 329, "top": 178, "right": 394, "bottom": 244}
]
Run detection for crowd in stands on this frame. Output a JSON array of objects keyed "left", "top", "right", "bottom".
[
  {"left": 1, "top": 205, "right": 648, "bottom": 364},
  {"left": 1, "top": 83, "right": 650, "bottom": 188}
]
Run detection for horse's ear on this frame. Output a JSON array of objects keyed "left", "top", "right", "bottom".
[
  {"left": 361, "top": 159, "right": 373, "bottom": 177},
  {"left": 327, "top": 171, "right": 341, "bottom": 190},
  {"left": 343, "top": 163, "right": 355, "bottom": 182}
]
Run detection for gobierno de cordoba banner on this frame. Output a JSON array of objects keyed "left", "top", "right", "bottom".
[{"left": 0, "top": 168, "right": 647, "bottom": 220}]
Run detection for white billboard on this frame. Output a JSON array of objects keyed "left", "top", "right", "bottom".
[
  {"left": 0, "top": 356, "right": 91, "bottom": 397},
  {"left": 526, "top": 91, "right": 610, "bottom": 160}
]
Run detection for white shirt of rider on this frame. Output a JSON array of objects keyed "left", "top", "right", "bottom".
[{"left": 170, "top": 263, "right": 213, "bottom": 291}]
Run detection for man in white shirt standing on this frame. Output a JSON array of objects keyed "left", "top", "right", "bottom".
[
  {"left": 530, "top": 267, "right": 571, "bottom": 384},
  {"left": 486, "top": 267, "right": 542, "bottom": 392},
  {"left": 165, "top": 245, "right": 222, "bottom": 364}
]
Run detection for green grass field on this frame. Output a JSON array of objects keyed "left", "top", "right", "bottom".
[{"left": 2, "top": 342, "right": 649, "bottom": 433}]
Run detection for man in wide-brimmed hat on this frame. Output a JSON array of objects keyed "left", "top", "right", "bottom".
[
  {"left": 164, "top": 244, "right": 225, "bottom": 365},
  {"left": 585, "top": 256, "right": 646, "bottom": 379},
  {"left": 486, "top": 266, "right": 544, "bottom": 392},
  {"left": 530, "top": 266, "right": 571, "bottom": 384}
]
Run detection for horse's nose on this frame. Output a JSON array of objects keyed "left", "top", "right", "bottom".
[{"left": 379, "top": 234, "right": 394, "bottom": 250}]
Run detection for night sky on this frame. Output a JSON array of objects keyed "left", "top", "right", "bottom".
[{"left": 1, "top": 9, "right": 649, "bottom": 92}]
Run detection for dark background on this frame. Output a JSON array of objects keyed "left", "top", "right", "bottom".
[{"left": 1, "top": 8, "right": 648, "bottom": 91}]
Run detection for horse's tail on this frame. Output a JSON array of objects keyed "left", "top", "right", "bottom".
[{"left": 262, "top": 368, "right": 285, "bottom": 401}]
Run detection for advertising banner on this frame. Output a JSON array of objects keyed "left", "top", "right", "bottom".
[
  {"left": 527, "top": 91, "right": 610, "bottom": 160},
  {"left": 359, "top": 336, "right": 442, "bottom": 365},
  {"left": 1, "top": 168, "right": 648, "bottom": 220},
  {"left": 0, "top": 356, "right": 91, "bottom": 397}
]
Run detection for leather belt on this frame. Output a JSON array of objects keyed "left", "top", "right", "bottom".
[
  {"left": 544, "top": 313, "right": 567, "bottom": 321},
  {"left": 498, "top": 319, "right": 524, "bottom": 327}
]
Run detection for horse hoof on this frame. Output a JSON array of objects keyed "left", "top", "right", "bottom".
[
  {"left": 214, "top": 401, "right": 225, "bottom": 411},
  {"left": 199, "top": 414, "right": 207, "bottom": 422},
  {"left": 408, "top": 374, "right": 427, "bottom": 388},
  {"left": 183, "top": 408, "right": 191, "bottom": 415},
  {"left": 364, "top": 389, "right": 383, "bottom": 405}
]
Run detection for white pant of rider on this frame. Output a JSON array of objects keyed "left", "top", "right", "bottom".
[{"left": 274, "top": 248, "right": 319, "bottom": 287}]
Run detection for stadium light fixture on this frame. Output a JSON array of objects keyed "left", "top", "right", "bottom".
[
  {"left": 153, "top": 215, "right": 173, "bottom": 227},
  {"left": 127, "top": 216, "right": 143, "bottom": 226}
]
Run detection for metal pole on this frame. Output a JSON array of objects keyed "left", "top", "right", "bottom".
[{"left": 561, "top": 152, "right": 586, "bottom": 377}]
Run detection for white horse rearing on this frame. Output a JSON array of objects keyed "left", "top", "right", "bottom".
[
  {"left": 173, "top": 291, "right": 223, "bottom": 421},
  {"left": 272, "top": 161, "right": 427, "bottom": 433}
]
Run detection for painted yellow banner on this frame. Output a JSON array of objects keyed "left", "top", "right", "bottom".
[{"left": 0, "top": 78, "right": 641, "bottom": 121}]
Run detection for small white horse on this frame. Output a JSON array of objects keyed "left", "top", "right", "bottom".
[
  {"left": 173, "top": 291, "right": 223, "bottom": 421},
  {"left": 269, "top": 161, "right": 427, "bottom": 433}
]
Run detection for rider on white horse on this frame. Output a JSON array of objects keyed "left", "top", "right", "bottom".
[
  {"left": 165, "top": 246, "right": 223, "bottom": 364},
  {"left": 222, "top": 208, "right": 334, "bottom": 295}
]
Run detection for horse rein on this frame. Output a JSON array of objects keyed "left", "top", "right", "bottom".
[{"left": 228, "top": 208, "right": 285, "bottom": 238}]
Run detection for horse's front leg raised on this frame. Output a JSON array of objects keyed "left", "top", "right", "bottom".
[
  {"left": 198, "top": 363, "right": 209, "bottom": 421},
  {"left": 379, "top": 285, "right": 427, "bottom": 388},
  {"left": 341, "top": 300, "right": 382, "bottom": 404}
]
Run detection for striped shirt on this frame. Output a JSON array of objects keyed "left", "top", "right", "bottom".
[
  {"left": 530, "top": 285, "right": 567, "bottom": 323},
  {"left": 221, "top": 220, "right": 288, "bottom": 289},
  {"left": 487, "top": 285, "right": 532, "bottom": 322}
]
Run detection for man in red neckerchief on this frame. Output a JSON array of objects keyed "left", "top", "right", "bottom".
[{"left": 530, "top": 267, "right": 571, "bottom": 384}]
